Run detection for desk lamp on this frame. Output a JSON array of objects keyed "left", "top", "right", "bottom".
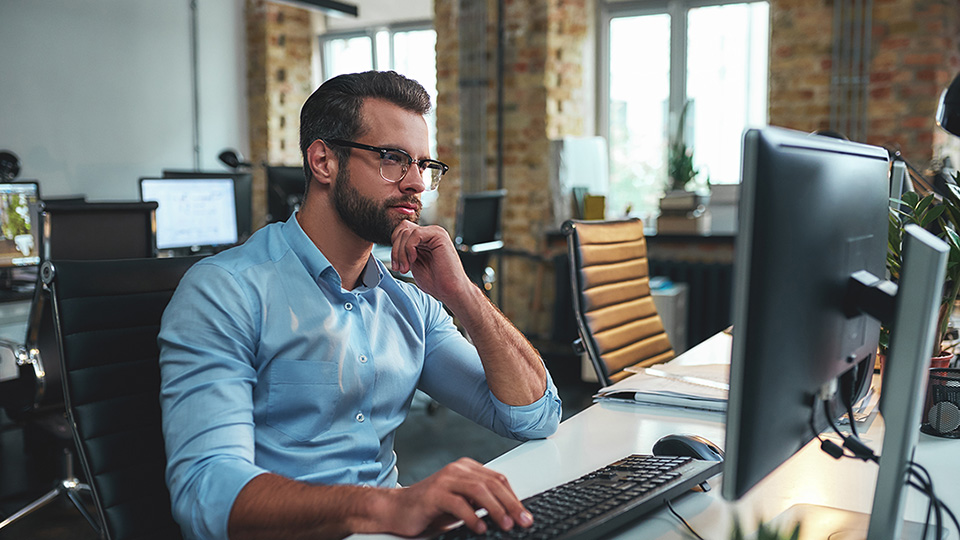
[{"left": 218, "top": 148, "right": 251, "bottom": 170}]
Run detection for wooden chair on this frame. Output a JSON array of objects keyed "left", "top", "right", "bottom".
[{"left": 562, "top": 218, "right": 674, "bottom": 386}]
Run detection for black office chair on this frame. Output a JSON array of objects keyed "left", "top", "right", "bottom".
[
  {"left": 563, "top": 218, "right": 674, "bottom": 386},
  {"left": 454, "top": 189, "right": 507, "bottom": 295},
  {"left": 0, "top": 201, "right": 158, "bottom": 533},
  {"left": 43, "top": 256, "right": 202, "bottom": 540}
]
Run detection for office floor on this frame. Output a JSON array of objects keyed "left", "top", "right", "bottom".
[{"left": 0, "top": 346, "right": 597, "bottom": 539}]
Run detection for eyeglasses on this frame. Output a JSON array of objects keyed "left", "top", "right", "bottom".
[{"left": 324, "top": 139, "right": 449, "bottom": 191}]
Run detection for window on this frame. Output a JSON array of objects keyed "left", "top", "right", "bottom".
[
  {"left": 600, "top": 0, "right": 769, "bottom": 220},
  {"left": 320, "top": 25, "right": 438, "bottom": 157}
]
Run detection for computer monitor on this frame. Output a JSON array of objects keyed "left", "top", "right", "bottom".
[
  {"left": 0, "top": 182, "right": 41, "bottom": 270},
  {"left": 723, "top": 126, "right": 948, "bottom": 540},
  {"left": 139, "top": 177, "right": 239, "bottom": 254},
  {"left": 266, "top": 165, "right": 305, "bottom": 223},
  {"left": 0, "top": 181, "right": 41, "bottom": 292},
  {"left": 455, "top": 190, "right": 507, "bottom": 248},
  {"left": 162, "top": 170, "right": 253, "bottom": 241}
]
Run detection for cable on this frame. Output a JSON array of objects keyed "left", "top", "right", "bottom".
[
  {"left": 665, "top": 499, "right": 707, "bottom": 540},
  {"left": 814, "top": 392, "right": 960, "bottom": 539}
]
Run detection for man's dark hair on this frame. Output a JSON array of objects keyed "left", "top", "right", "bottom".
[{"left": 299, "top": 70, "right": 432, "bottom": 191}]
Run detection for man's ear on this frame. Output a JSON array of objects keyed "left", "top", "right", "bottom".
[{"left": 307, "top": 139, "right": 337, "bottom": 186}]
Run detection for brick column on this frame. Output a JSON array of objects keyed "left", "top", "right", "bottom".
[
  {"left": 245, "top": 0, "right": 314, "bottom": 230},
  {"left": 435, "top": 0, "right": 591, "bottom": 337}
]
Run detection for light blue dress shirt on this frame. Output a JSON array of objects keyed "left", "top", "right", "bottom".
[{"left": 158, "top": 215, "right": 562, "bottom": 540}]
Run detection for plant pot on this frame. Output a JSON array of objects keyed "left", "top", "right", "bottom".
[{"left": 930, "top": 353, "right": 954, "bottom": 369}]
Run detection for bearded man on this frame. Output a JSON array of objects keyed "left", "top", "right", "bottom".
[{"left": 158, "top": 70, "right": 561, "bottom": 540}]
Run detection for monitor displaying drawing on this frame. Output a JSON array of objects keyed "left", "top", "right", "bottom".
[
  {"left": 139, "top": 177, "right": 238, "bottom": 253},
  {"left": 162, "top": 169, "right": 253, "bottom": 241},
  {"left": 0, "top": 182, "right": 41, "bottom": 269}
]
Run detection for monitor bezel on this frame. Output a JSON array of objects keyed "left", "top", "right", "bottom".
[{"left": 139, "top": 176, "right": 240, "bottom": 253}]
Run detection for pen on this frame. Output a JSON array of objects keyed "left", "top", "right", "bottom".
[{"left": 643, "top": 367, "right": 730, "bottom": 391}]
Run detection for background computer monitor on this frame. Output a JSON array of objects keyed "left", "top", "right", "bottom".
[
  {"left": 723, "top": 127, "right": 889, "bottom": 499},
  {"left": 266, "top": 165, "right": 304, "bottom": 223},
  {"left": 162, "top": 170, "right": 253, "bottom": 241},
  {"left": 140, "top": 177, "right": 238, "bottom": 254},
  {"left": 0, "top": 182, "right": 41, "bottom": 270}
]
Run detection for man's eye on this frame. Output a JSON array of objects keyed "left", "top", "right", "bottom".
[{"left": 382, "top": 151, "right": 407, "bottom": 165}]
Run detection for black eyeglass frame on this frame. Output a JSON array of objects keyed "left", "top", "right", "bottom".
[{"left": 324, "top": 139, "right": 449, "bottom": 190}]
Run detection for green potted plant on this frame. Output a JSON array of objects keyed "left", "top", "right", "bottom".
[
  {"left": 885, "top": 170, "right": 960, "bottom": 361},
  {"left": 666, "top": 100, "right": 710, "bottom": 194}
]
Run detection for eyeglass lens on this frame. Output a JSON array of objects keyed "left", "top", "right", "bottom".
[{"left": 379, "top": 151, "right": 443, "bottom": 189}]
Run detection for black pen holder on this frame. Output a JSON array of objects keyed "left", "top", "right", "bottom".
[{"left": 921, "top": 367, "right": 960, "bottom": 438}]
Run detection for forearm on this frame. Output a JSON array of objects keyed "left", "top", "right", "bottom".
[
  {"left": 228, "top": 473, "right": 391, "bottom": 540},
  {"left": 446, "top": 286, "right": 547, "bottom": 406}
]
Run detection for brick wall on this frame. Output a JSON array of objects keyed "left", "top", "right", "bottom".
[{"left": 770, "top": 0, "right": 960, "bottom": 165}]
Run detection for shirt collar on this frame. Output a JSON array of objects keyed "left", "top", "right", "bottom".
[{"left": 281, "top": 213, "right": 385, "bottom": 290}]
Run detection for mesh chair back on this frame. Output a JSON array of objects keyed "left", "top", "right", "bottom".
[
  {"left": 563, "top": 218, "right": 674, "bottom": 385},
  {"left": 45, "top": 256, "right": 203, "bottom": 540}
]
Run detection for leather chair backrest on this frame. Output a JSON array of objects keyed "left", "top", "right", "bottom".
[
  {"left": 45, "top": 256, "right": 203, "bottom": 540},
  {"left": 563, "top": 218, "right": 674, "bottom": 385}
]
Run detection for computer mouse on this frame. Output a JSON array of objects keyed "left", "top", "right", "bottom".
[{"left": 652, "top": 434, "right": 724, "bottom": 461}]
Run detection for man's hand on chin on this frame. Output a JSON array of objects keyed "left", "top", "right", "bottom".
[{"left": 390, "top": 220, "right": 476, "bottom": 303}]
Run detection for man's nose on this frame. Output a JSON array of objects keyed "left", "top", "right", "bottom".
[{"left": 398, "top": 165, "right": 427, "bottom": 193}]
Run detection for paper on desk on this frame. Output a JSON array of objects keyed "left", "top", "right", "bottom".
[{"left": 593, "top": 363, "right": 729, "bottom": 413}]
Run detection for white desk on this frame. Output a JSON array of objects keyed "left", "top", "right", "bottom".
[{"left": 359, "top": 333, "right": 960, "bottom": 539}]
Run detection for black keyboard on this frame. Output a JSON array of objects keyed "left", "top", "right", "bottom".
[{"left": 434, "top": 454, "right": 722, "bottom": 540}]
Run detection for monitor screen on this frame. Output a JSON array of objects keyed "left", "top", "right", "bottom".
[
  {"left": 722, "top": 126, "right": 889, "bottom": 501},
  {"left": 455, "top": 190, "right": 507, "bottom": 246},
  {"left": 140, "top": 177, "right": 238, "bottom": 252},
  {"left": 0, "top": 182, "right": 41, "bottom": 269},
  {"left": 266, "top": 166, "right": 304, "bottom": 223},
  {"left": 162, "top": 170, "right": 253, "bottom": 240}
]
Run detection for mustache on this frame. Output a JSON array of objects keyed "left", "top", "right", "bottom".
[{"left": 384, "top": 195, "right": 422, "bottom": 212}]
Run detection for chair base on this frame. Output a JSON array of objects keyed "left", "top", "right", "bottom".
[{"left": 0, "top": 477, "right": 100, "bottom": 534}]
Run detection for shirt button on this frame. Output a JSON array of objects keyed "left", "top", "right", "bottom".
[
  {"left": 344, "top": 302, "right": 353, "bottom": 311},
  {"left": 356, "top": 412, "right": 365, "bottom": 423},
  {"left": 359, "top": 355, "right": 367, "bottom": 363}
]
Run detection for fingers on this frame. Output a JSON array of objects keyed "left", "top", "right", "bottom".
[
  {"left": 431, "top": 458, "right": 533, "bottom": 534},
  {"left": 390, "top": 222, "right": 418, "bottom": 274}
]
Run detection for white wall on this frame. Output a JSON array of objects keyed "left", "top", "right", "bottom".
[{"left": 0, "top": 0, "right": 248, "bottom": 201}]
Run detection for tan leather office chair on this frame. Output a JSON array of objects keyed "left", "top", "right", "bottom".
[{"left": 562, "top": 218, "right": 674, "bottom": 386}]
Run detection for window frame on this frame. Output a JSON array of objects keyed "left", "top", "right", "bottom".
[
  {"left": 596, "top": 0, "right": 769, "bottom": 186},
  {"left": 318, "top": 20, "right": 435, "bottom": 81}
]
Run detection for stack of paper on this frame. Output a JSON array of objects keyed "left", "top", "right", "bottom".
[{"left": 594, "top": 363, "right": 730, "bottom": 413}]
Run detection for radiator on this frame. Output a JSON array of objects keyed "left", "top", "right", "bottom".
[{"left": 648, "top": 259, "right": 733, "bottom": 347}]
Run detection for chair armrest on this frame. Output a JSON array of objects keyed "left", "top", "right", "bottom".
[{"left": 457, "top": 240, "right": 504, "bottom": 254}]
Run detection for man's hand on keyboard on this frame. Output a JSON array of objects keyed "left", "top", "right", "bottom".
[{"left": 378, "top": 457, "right": 534, "bottom": 537}]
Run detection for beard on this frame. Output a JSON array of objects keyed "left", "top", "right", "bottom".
[{"left": 332, "top": 165, "right": 421, "bottom": 246}]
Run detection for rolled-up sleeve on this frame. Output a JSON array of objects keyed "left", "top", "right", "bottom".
[
  {"left": 416, "top": 301, "right": 562, "bottom": 441},
  {"left": 159, "top": 263, "right": 267, "bottom": 540}
]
